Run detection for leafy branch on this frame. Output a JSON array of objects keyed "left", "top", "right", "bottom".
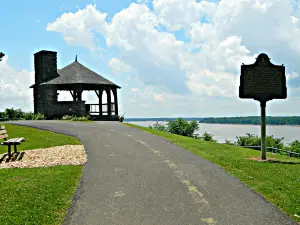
[{"left": 0, "top": 52, "right": 4, "bottom": 62}]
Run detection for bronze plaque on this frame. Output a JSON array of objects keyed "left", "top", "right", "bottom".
[{"left": 239, "top": 53, "right": 287, "bottom": 102}]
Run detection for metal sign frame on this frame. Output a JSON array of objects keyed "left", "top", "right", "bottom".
[{"left": 239, "top": 53, "right": 287, "bottom": 102}]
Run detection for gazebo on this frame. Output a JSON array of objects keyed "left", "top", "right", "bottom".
[{"left": 29, "top": 50, "right": 121, "bottom": 121}]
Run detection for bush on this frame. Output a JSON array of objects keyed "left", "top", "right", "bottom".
[
  {"left": 236, "top": 133, "right": 261, "bottom": 146},
  {"left": 167, "top": 118, "right": 199, "bottom": 137},
  {"left": 149, "top": 122, "right": 168, "bottom": 132},
  {"left": 287, "top": 140, "right": 300, "bottom": 153},
  {"left": 149, "top": 118, "right": 199, "bottom": 138},
  {"left": 118, "top": 113, "right": 125, "bottom": 122},
  {"left": 266, "top": 135, "right": 284, "bottom": 149},
  {"left": 1, "top": 108, "right": 22, "bottom": 120},
  {"left": 198, "top": 131, "right": 217, "bottom": 142},
  {"left": 0, "top": 108, "right": 46, "bottom": 121},
  {"left": 235, "top": 133, "right": 285, "bottom": 149},
  {"left": 61, "top": 115, "right": 90, "bottom": 121},
  {"left": 224, "top": 139, "right": 236, "bottom": 145},
  {"left": 31, "top": 112, "right": 46, "bottom": 120},
  {"left": 234, "top": 133, "right": 296, "bottom": 156},
  {"left": 85, "top": 114, "right": 91, "bottom": 120},
  {"left": 61, "top": 115, "right": 73, "bottom": 120}
]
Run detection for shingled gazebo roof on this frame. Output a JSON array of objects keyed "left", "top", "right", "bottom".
[{"left": 30, "top": 58, "right": 120, "bottom": 88}]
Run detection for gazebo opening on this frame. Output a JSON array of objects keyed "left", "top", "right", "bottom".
[
  {"left": 102, "top": 91, "right": 108, "bottom": 116},
  {"left": 57, "top": 90, "right": 73, "bottom": 102}
]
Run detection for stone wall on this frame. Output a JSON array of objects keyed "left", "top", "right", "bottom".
[
  {"left": 33, "top": 86, "right": 57, "bottom": 115},
  {"left": 48, "top": 101, "right": 86, "bottom": 118},
  {"left": 33, "top": 85, "right": 86, "bottom": 118}
]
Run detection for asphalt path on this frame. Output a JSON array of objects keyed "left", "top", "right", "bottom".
[{"left": 6, "top": 120, "right": 298, "bottom": 225}]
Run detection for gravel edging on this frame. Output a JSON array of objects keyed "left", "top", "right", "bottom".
[{"left": 0, "top": 145, "right": 87, "bottom": 169}]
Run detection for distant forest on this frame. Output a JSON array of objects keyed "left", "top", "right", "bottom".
[
  {"left": 198, "top": 116, "right": 300, "bottom": 125},
  {"left": 126, "top": 116, "right": 300, "bottom": 125}
]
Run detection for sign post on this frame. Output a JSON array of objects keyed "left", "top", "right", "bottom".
[
  {"left": 261, "top": 101, "right": 266, "bottom": 160},
  {"left": 239, "top": 53, "right": 287, "bottom": 160}
]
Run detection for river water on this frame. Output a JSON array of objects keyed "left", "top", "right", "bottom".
[{"left": 127, "top": 121, "right": 300, "bottom": 146}]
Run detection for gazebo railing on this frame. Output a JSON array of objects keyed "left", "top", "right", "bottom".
[{"left": 86, "top": 103, "right": 116, "bottom": 114}]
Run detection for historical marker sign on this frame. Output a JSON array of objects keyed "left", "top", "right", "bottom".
[
  {"left": 239, "top": 53, "right": 287, "bottom": 102},
  {"left": 239, "top": 53, "right": 287, "bottom": 160}
]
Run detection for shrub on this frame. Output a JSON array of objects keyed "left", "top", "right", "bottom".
[
  {"left": 224, "top": 139, "right": 236, "bottom": 145},
  {"left": 236, "top": 133, "right": 261, "bottom": 146},
  {"left": 288, "top": 140, "right": 300, "bottom": 153},
  {"left": 266, "top": 135, "right": 284, "bottom": 149},
  {"left": 61, "top": 115, "right": 90, "bottom": 121},
  {"left": 61, "top": 115, "right": 73, "bottom": 120},
  {"left": 149, "top": 122, "right": 168, "bottom": 132},
  {"left": 22, "top": 112, "right": 35, "bottom": 120},
  {"left": 235, "top": 133, "right": 285, "bottom": 149},
  {"left": 198, "top": 131, "right": 217, "bottom": 142},
  {"left": 74, "top": 116, "right": 89, "bottom": 121},
  {"left": 167, "top": 118, "right": 199, "bottom": 137},
  {"left": 31, "top": 112, "right": 46, "bottom": 120},
  {"left": 85, "top": 114, "right": 91, "bottom": 120},
  {"left": 118, "top": 113, "right": 125, "bottom": 122},
  {"left": 150, "top": 118, "right": 199, "bottom": 138},
  {"left": 1, "top": 108, "right": 22, "bottom": 120},
  {"left": 0, "top": 108, "right": 46, "bottom": 121}
]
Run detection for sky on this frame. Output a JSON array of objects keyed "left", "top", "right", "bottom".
[{"left": 1, "top": 0, "right": 300, "bottom": 118}]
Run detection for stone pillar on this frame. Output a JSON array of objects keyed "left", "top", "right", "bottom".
[
  {"left": 107, "top": 89, "right": 112, "bottom": 116},
  {"left": 77, "top": 86, "right": 83, "bottom": 101},
  {"left": 99, "top": 89, "right": 103, "bottom": 116},
  {"left": 77, "top": 90, "right": 82, "bottom": 101},
  {"left": 113, "top": 88, "right": 118, "bottom": 116},
  {"left": 70, "top": 90, "right": 76, "bottom": 101}
]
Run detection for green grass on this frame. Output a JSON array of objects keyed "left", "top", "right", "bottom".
[
  {"left": 0, "top": 124, "right": 81, "bottom": 154},
  {"left": 0, "top": 165, "right": 83, "bottom": 225},
  {"left": 124, "top": 123, "right": 300, "bottom": 222},
  {"left": 0, "top": 124, "right": 84, "bottom": 224}
]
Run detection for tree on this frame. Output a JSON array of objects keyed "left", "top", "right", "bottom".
[{"left": 0, "top": 52, "right": 4, "bottom": 61}]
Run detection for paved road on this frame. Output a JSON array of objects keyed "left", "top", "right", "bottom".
[{"left": 7, "top": 121, "right": 297, "bottom": 225}]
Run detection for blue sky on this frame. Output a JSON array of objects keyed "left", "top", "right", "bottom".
[
  {"left": 1, "top": 0, "right": 120, "bottom": 71},
  {"left": 1, "top": 0, "right": 300, "bottom": 118}
]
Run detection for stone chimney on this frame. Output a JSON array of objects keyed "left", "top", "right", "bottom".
[{"left": 34, "top": 50, "right": 58, "bottom": 84}]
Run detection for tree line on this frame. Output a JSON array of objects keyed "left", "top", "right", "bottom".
[{"left": 198, "top": 116, "right": 300, "bottom": 125}]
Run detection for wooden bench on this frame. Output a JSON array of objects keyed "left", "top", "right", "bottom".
[{"left": 0, "top": 125, "right": 25, "bottom": 158}]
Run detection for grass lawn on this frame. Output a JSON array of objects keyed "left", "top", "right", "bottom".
[
  {"left": 0, "top": 165, "right": 82, "bottom": 225},
  {"left": 124, "top": 123, "right": 300, "bottom": 223},
  {"left": 0, "top": 124, "right": 83, "bottom": 225}
]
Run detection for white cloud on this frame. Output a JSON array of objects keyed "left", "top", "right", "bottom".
[
  {"left": 287, "top": 71, "right": 299, "bottom": 80},
  {"left": 108, "top": 58, "right": 132, "bottom": 73},
  {"left": 46, "top": 4, "right": 108, "bottom": 51},
  {"left": 0, "top": 56, "right": 34, "bottom": 112},
  {"left": 152, "top": 93, "right": 164, "bottom": 102},
  {"left": 41, "top": 0, "right": 300, "bottom": 117},
  {"left": 153, "top": 0, "right": 217, "bottom": 31},
  {"left": 186, "top": 70, "right": 238, "bottom": 97}
]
